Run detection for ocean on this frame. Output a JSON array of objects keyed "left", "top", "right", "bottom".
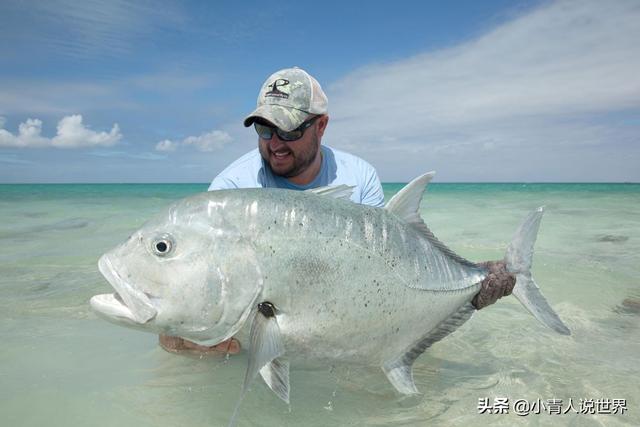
[{"left": 0, "top": 183, "right": 638, "bottom": 426}]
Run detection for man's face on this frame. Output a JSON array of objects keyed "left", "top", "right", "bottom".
[{"left": 258, "top": 117, "right": 325, "bottom": 178}]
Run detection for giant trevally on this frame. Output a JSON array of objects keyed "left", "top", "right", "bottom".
[{"left": 90, "top": 172, "right": 570, "bottom": 421}]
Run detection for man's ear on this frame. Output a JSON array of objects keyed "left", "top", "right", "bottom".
[{"left": 316, "top": 115, "right": 329, "bottom": 138}]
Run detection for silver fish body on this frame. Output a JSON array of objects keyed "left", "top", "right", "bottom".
[
  {"left": 91, "top": 172, "right": 569, "bottom": 411},
  {"left": 222, "top": 188, "right": 484, "bottom": 365}
]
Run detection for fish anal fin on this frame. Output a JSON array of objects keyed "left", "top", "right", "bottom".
[
  {"left": 382, "top": 303, "right": 476, "bottom": 395},
  {"left": 382, "top": 364, "right": 420, "bottom": 395}
]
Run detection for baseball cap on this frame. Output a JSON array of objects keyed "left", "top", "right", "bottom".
[{"left": 243, "top": 67, "right": 328, "bottom": 132}]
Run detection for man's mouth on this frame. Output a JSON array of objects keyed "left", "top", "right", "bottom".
[{"left": 271, "top": 150, "right": 291, "bottom": 159}]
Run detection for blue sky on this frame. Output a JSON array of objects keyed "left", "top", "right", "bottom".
[{"left": 1, "top": 0, "right": 638, "bottom": 183}]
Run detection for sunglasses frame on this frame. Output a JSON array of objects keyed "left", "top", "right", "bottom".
[{"left": 254, "top": 115, "right": 321, "bottom": 142}]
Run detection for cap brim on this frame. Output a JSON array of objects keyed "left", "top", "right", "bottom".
[{"left": 243, "top": 105, "right": 311, "bottom": 132}]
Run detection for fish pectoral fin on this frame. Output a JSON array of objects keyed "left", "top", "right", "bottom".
[
  {"left": 382, "top": 303, "right": 476, "bottom": 395},
  {"left": 259, "top": 357, "right": 290, "bottom": 404},
  {"left": 228, "top": 303, "right": 286, "bottom": 427},
  {"left": 305, "top": 184, "right": 355, "bottom": 201}
]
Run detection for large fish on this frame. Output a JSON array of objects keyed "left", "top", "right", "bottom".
[{"left": 90, "top": 172, "right": 569, "bottom": 420}]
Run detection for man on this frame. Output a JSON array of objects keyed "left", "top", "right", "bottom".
[
  {"left": 159, "top": 67, "right": 514, "bottom": 355},
  {"left": 208, "top": 67, "right": 384, "bottom": 206}
]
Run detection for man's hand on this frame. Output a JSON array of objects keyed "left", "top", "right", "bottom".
[
  {"left": 472, "top": 260, "right": 516, "bottom": 310},
  {"left": 158, "top": 334, "right": 241, "bottom": 355}
]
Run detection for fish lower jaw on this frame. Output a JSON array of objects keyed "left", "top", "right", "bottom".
[
  {"left": 90, "top": 292, "right": 157, "bottom": 324},
  {"left": 97, "top": 255, "right": 157, "bottom": 323}
]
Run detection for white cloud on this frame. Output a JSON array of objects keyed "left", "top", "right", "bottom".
[
  {"left": 52, "top": 115, "right": 121, "bottom": 148},
  {"left": 0, "top": 118, "right": 49, "bottom": 148},
  {"left": 325, "top": 0, "right": 640, "bottom": 181},
  {"left": 0, "top": 115, "right": 122, "bottom": 148},
  {"left": 183, "top": 130, "right": 233, "bottom": 152},
  {"left": 156, "top": 130, "right": 233, "bottom": 152},
  {"left": 155, "top": 139, "right": 178, "bottom": 152}
]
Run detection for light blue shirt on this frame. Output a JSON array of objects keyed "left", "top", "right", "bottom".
[{"left": 208, "top": 145, "right": 384, "bottom": 207}]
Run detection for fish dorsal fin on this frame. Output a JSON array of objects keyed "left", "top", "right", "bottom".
[
  {"left": 382, "top": 303, "right": 476, "bottom": 395},
  {"left": 305, "top": 184, "right": 354, "bottom": 201},
  {"left": 385, "top": 171, "right": 435, "bottom": 223},
  {"left": 385, "top": 172, "right": 476, "bottom": 268}
]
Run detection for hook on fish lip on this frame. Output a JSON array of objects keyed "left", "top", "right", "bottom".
[{"left": 94, "top": 254, "right": 158, "bottom": 323}]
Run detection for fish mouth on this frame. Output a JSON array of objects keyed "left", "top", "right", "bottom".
[{"left": 90, "top": 254, "right": 157, "bottom": 324}]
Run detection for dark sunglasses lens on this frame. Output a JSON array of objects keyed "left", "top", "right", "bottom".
[
  {"left": 276, "top": 129, "right": 303, "bottom": 141},
  {"left": 254, "top": 123, "right": 273, "bottom": 140}
]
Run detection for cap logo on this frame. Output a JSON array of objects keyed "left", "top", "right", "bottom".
[{"left": 265, "top": 79, "right": 290, "bottom": 99}]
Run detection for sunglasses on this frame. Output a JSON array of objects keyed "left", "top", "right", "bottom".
[{"left": 254, "top": 115, "right": 321, "bottom": 142}]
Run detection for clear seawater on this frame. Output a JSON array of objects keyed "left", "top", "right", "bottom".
[{"left": 0, "top": 183, "right": 638, "bottom": 427}]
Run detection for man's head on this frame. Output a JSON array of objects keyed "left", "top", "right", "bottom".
[{"left": 244, "top": 67, "right": 329, "bottom": 183}]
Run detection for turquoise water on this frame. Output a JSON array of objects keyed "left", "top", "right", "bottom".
[{"left": 1, "top": 183, "right": 638, "bottom": 426}]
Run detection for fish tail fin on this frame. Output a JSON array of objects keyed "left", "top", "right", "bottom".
[{"left": 505, "top": 207, "right": 571, "bottom": 335}]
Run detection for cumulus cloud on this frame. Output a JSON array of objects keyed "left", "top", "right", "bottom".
[
  {"left": 52, "top": 115, "right": 121, "bottom": 148},
  {"left": 0, "top": 115, "right": 122, "bottom": 148},
  {"left": 155, "top": 139, "right": 178, "bottom": 152},
  {"left": 155, "top": 130, "right": 232, "bottom": 152},
  {"left": 326, "top": 0, "right": 640, "bottom": 181}
]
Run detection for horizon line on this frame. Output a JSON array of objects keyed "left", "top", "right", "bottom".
[{"left": 1, "top": 181, "right": 638, "bottom": 185}]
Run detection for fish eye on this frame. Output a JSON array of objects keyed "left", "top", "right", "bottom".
[{"left": 152, "top": 236, "right": 174, "bottom": 256}]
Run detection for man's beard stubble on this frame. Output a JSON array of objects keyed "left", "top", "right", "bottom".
[{"left": 260, "top": 133, "right": 321, "bottom": 179}]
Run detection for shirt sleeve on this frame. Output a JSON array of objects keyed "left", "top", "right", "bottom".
[
  {"left": 207, "top": 150, "right": 262, "bottom": 191},
  {"left": 207, "top": 175, "right": 238, "bottom": 191},
  {"left": 359, "top": 164, "right": 385, "bottom": 207}
]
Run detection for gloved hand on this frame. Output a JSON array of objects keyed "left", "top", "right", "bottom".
[
  {"left": 158, "top": 334, "right": 241, "bottom": 355},
  {"left": 472, "top": 260, "right": 516, "bottom": 310}
]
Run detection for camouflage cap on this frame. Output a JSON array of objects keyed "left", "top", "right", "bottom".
[{"left": 244, "top": 67, "right": 328, "bottom": 132}]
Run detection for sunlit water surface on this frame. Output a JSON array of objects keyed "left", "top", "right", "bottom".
[{"left": 0, "top": 183, "right": 638, "bottom": 426}]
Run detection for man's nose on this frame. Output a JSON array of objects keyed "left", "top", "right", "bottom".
[{"left": 267, "top": 133, "right": 287, "bottom": 149}]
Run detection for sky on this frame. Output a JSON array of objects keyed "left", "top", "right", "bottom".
[{"left": 0, "top": 0, "right": 638, "bottom": 183}]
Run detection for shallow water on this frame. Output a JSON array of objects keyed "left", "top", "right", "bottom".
[{"left": 1, "top": 183, "right": 638, "bottom": 426}]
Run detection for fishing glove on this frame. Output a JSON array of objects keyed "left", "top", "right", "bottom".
[{"left": 472, "top": 260, "right": 516, "bottom": 310}]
